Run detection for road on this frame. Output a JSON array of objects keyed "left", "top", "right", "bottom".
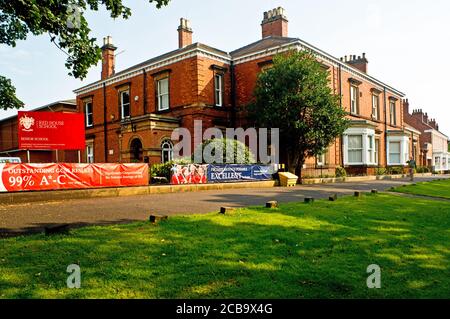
[{"left": 0, "top": 176, "right": 446, "bottom": 237}]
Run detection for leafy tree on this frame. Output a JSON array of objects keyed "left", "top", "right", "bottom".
[
  {"left": 0, "top": 0, "right": 170, "bottom": 109},
  {"left": 0, "top": 76, "right": 24, "bottom": 110},
  {"left": 250, "top": 50, "right": 349, "bottom": 180}
]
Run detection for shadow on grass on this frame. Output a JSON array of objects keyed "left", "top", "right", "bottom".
[{"left": 1, "top": 194, "right": 449, "bottom": 299}]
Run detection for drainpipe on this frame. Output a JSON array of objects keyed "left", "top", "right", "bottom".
[
  {"left": 339, "top": 64, "right": 344, "bottom": 167},
  {"left": 230, "top": 61, "right": 237, "bottom": 128},
  {"left": 103, "top": 83, "right": 108, "bottom": 162},
  {"left": 143, "top": 69, "right": 148, "bottom": 114},
  {"left": 384, "top": 87, "right": 388, "bottom": 167}
]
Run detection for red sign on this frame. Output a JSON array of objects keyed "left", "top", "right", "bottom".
[
  {"left": 18, "top": 111, "right": 85, "bottom": 150},
  {"left": 0, "top": 163, "right": 149, "bottom": 192}
]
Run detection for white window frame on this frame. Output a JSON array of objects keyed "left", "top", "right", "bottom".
[
  {"left": 374, "top": 138, "right": 380, "bottom": 165},
  {"left": 161, "top": 140, "right": 173, "bottom": 163},
  {"left": 390, "top": 100, "right": 397, "bottom": 126},
  {"left": 368, "top": 135, "right": 374, "bottom": 164},
  {"left": 120, "top": 90, "right": 131, "bottom": 119},
  {"left": 348, "top": 135, "right": 364, "bottom": 164},
  {"left": 372, "top": 94, "right": 379, "bottom": 120},
  {"left": 157, "top": 78, "right": 170, "bottom": 111},
  {"left": 214, "top": 74, "right": 223, "bottom": 107},
  {"left": 86, "top": 142, "right": 94, "bottom": 164},
  {"left": 389, "top": 141, "right": 401, "bottom": 165},
  {"left": 85, "top": 101, "right": 93, "bottom": 127},
  {"left": 350, "top": 86, "right": 359, "bottom": 115},
  {"left": 343, "top": 127, "right": 377, "bottom": 166}
]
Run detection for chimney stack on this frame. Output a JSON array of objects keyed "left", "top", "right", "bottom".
[
  {"left": 261, "top": 7, "right": 288, "bottom": 38},
  {"left": 345, "top": 53, "right": 369, "bottom": 73},
  {"left": 101, "top": 36, "right": 117, "bottom": 80},
  {"left": 178, "top": 18, "right": 193, "bottom": 49}
]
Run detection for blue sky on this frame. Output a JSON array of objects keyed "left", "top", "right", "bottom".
[{"left": 1, "top": 0, "right": 449, "bottom": 134}]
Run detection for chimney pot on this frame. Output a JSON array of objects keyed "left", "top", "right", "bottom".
[
  {"left": 178, "top": 18, "right": 193, "bottom": 49},
  {"left": 261, "top": 7, "right": 288, "bottom": 38}
]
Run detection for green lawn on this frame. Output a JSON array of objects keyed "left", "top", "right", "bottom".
[
  {"left": 394, "top": 178, "right": 450, "bottom": 199},
  {"left": 1, "top": 193, "right": 450, "bottom": 299}
]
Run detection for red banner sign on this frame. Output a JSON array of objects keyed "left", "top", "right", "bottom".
[
  {"left": 18, "top": 111, "right": 85, "bottom": 150},
  {"left": 0, "top": 164, "right": 149, "bottom": 192}
]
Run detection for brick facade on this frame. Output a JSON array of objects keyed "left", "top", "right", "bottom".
[{"left": 74, "top": 7, "right": 419, "bottom": 176}]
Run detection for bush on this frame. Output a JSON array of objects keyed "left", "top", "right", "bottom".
[
  {"left": 375, "top": 167, "right": 387, "bottom": 176},
  {"left": 193, "top": 138, "right": 256, "bottom": 164},
  {"left": 387, "top": 166, "right": 404, "bottom": 175},
  {"left": 416, "top": 166, "right": 430, "bottom": 174},
  {"left": 335, "top": 166, "right": 347, "bottom": 178},
  {"left": 150, "top": 158, "right": 192, "bottom": 180}
]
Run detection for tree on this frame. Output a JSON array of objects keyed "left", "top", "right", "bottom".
[
  {"left": 0, "top": 0, "right": 171, "bottom": 109},
  {"left": 194, "top": 138, "right": 256, "bottom": 164},
  {"left": 0, "top": 76, "right": 24, "bottom": 110},
  {"left": 250, "top": 50, "right": 349, "bottom": 180}
]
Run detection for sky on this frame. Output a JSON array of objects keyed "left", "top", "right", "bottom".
[{"left": 1, "top": 0, "right": 449, "bottom": 135}]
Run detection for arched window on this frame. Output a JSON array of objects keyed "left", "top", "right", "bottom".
[
  {"left": 161, "top": 140, "right": 173, "bottom": 163},
  {"left": 130, "top": 138, "right": 143, "bottom": 162}
]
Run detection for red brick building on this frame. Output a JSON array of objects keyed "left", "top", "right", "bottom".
[
  {"left": 403, "top": 99, "right": 449, "bottom": 171},
  {"left": 0, "top": 100, "right": 81, "bottom": 163},
  {"left": 75, "top": 7, "right": 413, "bottom": 175}
]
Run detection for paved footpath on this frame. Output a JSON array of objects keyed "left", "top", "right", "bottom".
[{"left": 0, "top": 176, "right": 447, "bottom": 237}]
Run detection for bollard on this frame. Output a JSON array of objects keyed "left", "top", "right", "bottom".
[
  {"left": 149, "top": 215, "right": 168, "bottom": 224},
  {"left": 265, "top": 201, "right": 278, "bottom": 209},
  {"left": 45, "top": 224, "right": 71, "bottom": 236},
  {"left": 354, "top": 191, "right": 362, "bottom": 197},
  {"left": 219, "top": 207, "right": 235, "bottom": 214},
  {"left": 371, "top": 189, "right": 378, "bottom": 194},
  {"left": 304, "top": 197, "right": 314, "bottom": 203},
  {"left": 329, "top": 194, "right": 338, "bottom": 201}
]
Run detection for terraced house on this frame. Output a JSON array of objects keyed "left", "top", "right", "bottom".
[{"left": 75, "top": 7, "right": 412, "bottom": 176}]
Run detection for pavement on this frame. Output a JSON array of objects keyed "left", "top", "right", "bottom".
[{"left": 0, "top": 175, "right": 447, "bottom": 237}]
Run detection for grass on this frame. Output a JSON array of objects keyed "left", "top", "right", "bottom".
[
  {"left": 394, "top": 178, "right": 450, "bottom": 199},
  {"left": 1, "top": 193, "right": 450, "bottom": 299}
]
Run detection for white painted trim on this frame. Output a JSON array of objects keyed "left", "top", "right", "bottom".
[{"left": 74, "top": 48, "right": 231, "bottom": 96}]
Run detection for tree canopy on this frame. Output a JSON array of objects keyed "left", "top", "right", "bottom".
[
  {"left": 250, "top": 50, "right": 349, "bottom": 178},
  {"left": 0, "top": 0, "right": 171, "bottom": 109}
]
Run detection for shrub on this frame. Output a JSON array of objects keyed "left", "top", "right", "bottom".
[
  {"left": 387, "top": 166, "right": 404, "bottom": 175},
  {"left": 193, "top": 138, "right": 256, "bottom": 164},
  {"left": 416, "top": 166, "right": 430, "bottom": 174},
  {"left": 150, "top": 158, "right": 192, "bottom": 180},
  {"left": 335, "top": 166, "right": 347, "bottom": 178},
  {"left": 375, "top": 167, "right": 387, "bottom": 176}
]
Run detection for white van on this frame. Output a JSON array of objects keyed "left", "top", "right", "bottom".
[{"left": 0, "top": 157, "right": 22, "bottom": 164}]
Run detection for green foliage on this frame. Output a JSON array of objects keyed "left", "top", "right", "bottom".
[
  {"left": 250, "top": 50, "right": 349, "bottom": 176},
  {"left": 194, "top": 138, "right": 256, "bottom": 164},
  {"left": 386, "top": 166, "right": 404, "bottom": 175},
  {"left": 416, "top": 166, "right": 430, "bottom": 174},
  {"left": 151, "top": 158, "right": 191, "bottom": 179},
  {"left": 0, "top": 76, "right": 24, "bottom": 110},
  {"left": 0, "top": 0, "right": 170, "bottom": 109},
  {"left": 335, "top": 166, "right": 347, "bottom": 178},
  {"left": 375, "top": 167, "right": 387, "bottom": 176}
]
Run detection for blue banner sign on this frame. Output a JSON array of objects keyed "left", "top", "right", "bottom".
[{"left": 207, "top": 165, "right": 274, "bottom": 183}]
